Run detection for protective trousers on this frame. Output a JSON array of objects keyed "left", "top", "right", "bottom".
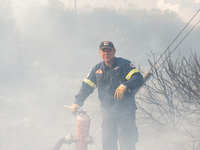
[{"left": 102, "top": 111, "right": 138, "bottom": 150}]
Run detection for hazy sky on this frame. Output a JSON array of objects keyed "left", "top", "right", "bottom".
[
  {"left": 11, "top": 0, "right": 47, "bottom": 16},
  {"left": 11, "top": 0, "right": 200, "bottom": 24}
]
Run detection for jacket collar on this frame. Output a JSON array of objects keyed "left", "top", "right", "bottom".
[{"left": 102, "top": 57, "right": 117, "bottom": 69}]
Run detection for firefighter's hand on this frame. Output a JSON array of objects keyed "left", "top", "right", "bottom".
[
  {"left": 70, "top": 104, "right": 80, "bottom": 115},
  {"left": 114, "top": 84, "right": 126, "bottom": 100}
]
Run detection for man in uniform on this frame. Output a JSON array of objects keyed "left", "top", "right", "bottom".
[{"left": 70, "top": 41, "right": 143, "bottom": 150}]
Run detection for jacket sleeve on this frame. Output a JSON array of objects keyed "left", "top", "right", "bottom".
[
  {"left": 122, "top": 62, "right": 143, "bottom": 91},
  {"left": 74, "top": 68, "right": 97, "bottom": 106}
]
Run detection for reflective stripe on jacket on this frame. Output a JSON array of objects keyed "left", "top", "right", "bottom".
[{"left": 75, "top": 57, "right": 143, "bottom": 117}]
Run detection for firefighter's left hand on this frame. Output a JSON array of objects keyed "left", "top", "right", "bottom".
[
  {"left": 114, "top": 84, "right": 126, "bottom": 100},
  {"left": 70, "top": 103, "right": 80, "bottom": 115}
]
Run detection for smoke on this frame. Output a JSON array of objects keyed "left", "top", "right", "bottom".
[{"left": 0, "top": 0, "right": 200, "bottom": 150}]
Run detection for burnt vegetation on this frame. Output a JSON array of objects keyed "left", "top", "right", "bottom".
[{"left": 136, "top": 52, "right": 200, "bottom": 149}]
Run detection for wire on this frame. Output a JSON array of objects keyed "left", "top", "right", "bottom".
[
  {"left": 134, "top": 9, "right": 200, "bottom": 95},
  {"left": 156, "top": 18, "right": 200, "bottom": 71},
  {"left": 149, "top": 9, "right": 200, "bottom": 72}
]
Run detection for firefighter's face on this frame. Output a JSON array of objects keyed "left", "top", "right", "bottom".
[{"left": 99, "top": 48, "right": 116, "bottom": 63}]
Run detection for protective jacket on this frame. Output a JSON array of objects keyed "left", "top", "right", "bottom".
[{"left": 75, "top": 57, "right": 143, "bottom": 117}]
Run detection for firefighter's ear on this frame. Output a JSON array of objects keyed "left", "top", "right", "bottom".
[{"left": 113, "top": 49, "right": 116, "bottom": 54}]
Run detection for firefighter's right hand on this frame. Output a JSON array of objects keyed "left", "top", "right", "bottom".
[
  {"left": 70, "top": 103, "right": 80, "bottom": 115},
  {"left": 114, "top": 84, "right": 126, "bottom": 100}
]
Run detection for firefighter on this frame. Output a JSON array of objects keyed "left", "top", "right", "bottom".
[{"left": 70, "top": 41, "right": 143, "bottom": 150}]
